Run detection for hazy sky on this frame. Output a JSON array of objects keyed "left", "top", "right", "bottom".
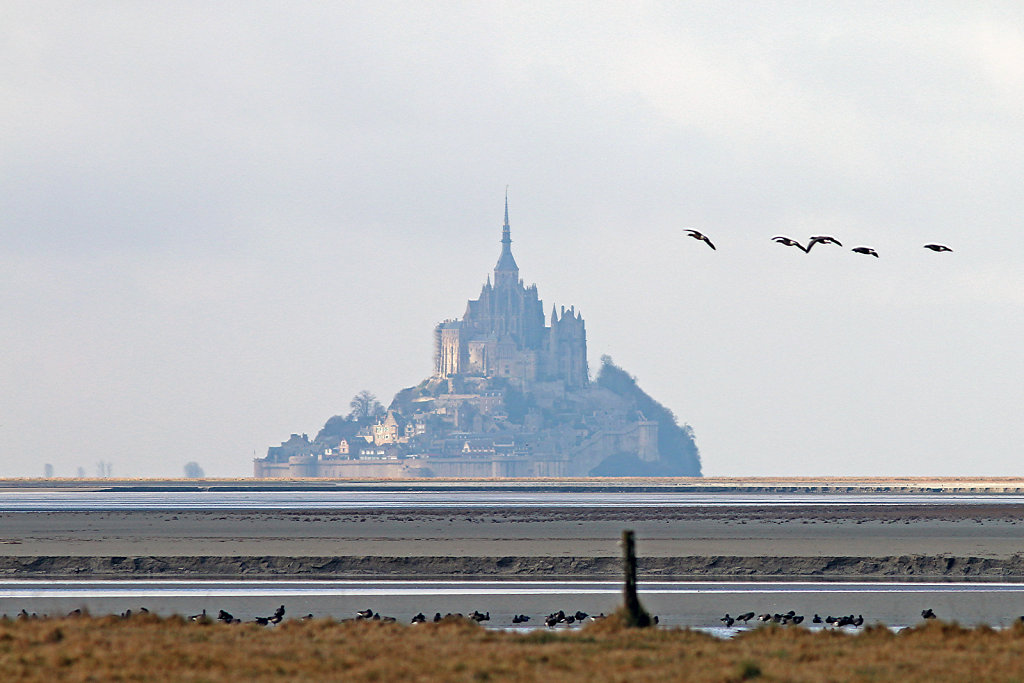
[{"left": 3, "top": 2, "right": 1023, "bottom": 478}]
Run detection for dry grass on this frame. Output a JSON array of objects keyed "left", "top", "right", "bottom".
[{"left": 2, "top": 613, "right": 1024, "bottom": 682}]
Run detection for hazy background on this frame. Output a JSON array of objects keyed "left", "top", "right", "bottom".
[{"left": 2, "top": 2, "right": 1023, "bottom": 477}]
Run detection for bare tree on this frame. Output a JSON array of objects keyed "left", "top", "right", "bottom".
[{"left": 349, "top": 390, "right": 385, "bottom": 422}]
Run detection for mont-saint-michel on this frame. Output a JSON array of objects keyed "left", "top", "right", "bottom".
[{"left": 255, "top": 201, "right": 702, "bottom": 478}]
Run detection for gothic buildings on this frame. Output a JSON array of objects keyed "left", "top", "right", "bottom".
[{"left": 435, "top": 198, "right": 588, "bottom": 388}]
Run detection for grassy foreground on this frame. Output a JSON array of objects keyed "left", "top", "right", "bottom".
[{"left": 2, "top": 613, "right": 1023, "bottom": 682}]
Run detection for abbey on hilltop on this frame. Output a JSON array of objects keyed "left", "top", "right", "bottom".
[
  {"left": 435, "top": 198, "right": 587, "bottom": 388},
  {"left": 254, "top": 199, "right": 702, "bottom": 478}
]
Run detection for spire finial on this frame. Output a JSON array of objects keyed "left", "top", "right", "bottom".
[
  {"left": 501, "top": 188, "right": 511, "bottom": 247},
  {"left": 494, "top": 189, "right": 518, "bottom": 275},
  {"left": 504, "top": 186, "right": 510, "bottom": 230}
]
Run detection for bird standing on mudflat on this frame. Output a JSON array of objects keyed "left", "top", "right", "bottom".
[{"left": 684, "top": 229, "right": 716, "bottom": 250}]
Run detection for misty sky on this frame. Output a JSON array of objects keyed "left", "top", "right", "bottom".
[{"left": 3, "top": 2, "right": 1023, "bottom": 478}]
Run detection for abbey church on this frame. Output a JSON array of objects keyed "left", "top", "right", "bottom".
[
  {"left": 254, "top": 200, "right": 702, "bottom": 479},
  {"left": 435, "top": 198, "right": 587, "bottom": 388}
]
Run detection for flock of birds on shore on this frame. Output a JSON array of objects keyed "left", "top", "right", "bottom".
[
  {"left": 720, "top": 608, "right": 942, "bottom": 629},
  {"left": 5, "top": 605, "right": 610, "bottom": 627},
  {"left": 347, "top": 608, "right": 612, "bottom": 628},
  {"left": 7, "top": 605, "right": 963, "bottom": 630},
  {"left": 683, "top": 229, "right": 953, "bottom": 258}
]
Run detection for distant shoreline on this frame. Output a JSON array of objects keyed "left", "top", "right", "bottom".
[{"left": 4, "top": 476, "right": 1024, "bottom": 494}]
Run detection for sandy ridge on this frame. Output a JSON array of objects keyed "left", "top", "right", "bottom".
[{"left": 4, "top": 554, "right": 1024, "bottom": 581}]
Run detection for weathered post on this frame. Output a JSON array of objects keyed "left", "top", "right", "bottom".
[{"left": 621, "top": 529, "right": 652, "bottom": 627}]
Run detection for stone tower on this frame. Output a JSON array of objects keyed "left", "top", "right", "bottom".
[
  {"left": 493, "top": 197, "right": 519, "bottom": 289},
  {"left": 434, "top": 199, "right": 587, "bottom": 388}
]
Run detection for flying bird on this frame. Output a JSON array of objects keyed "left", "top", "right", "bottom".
[
  {"left": 772, "top": 235, "right": 809, "bottom": 252},
  {"left": 807, "top": 235, "right": 843, "bottom": 251},
  {"left": 852, "top": 246, "right": 879, "bottom": 257},
  {"left": 684, "top": 229, "right": 716, "bottom": 250},
  {"left": 924, "top": 244, "right": 952, "bottom": 252}
]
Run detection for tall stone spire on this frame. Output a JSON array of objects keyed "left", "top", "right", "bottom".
[{"left": 494, "top": 190, "right": 519, "bottom": 280}]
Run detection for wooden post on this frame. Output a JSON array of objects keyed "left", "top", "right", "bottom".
[{"left": 621, "top": 529, "right": 652, "bottom": 627}]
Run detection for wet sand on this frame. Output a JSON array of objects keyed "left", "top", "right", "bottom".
[{"left": 2, "top": 505, "right": 1023, "bottom": 579}]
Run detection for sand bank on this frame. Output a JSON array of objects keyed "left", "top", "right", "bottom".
[
  {"left": 1, "top": 504, "right": 1023, "bottom": 579},
  {"left": 2, "top": 554, "right": 1024, "bottom": 581}
]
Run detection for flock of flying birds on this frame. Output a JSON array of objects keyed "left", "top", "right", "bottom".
[{"left": 684, "top": 229, "right": 953, "bottom": 258}]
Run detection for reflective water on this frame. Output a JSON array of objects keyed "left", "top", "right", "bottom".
[
  {"left": 3, "top": 580, "right": 1023, "bottom": 629},
  {"left": 1, "top": 490, "right": 1022, "bottom": 510}
]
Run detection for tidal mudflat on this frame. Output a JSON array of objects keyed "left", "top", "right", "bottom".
[{"left": 1, "top": 503, "right": 1022, "bottom": 579}]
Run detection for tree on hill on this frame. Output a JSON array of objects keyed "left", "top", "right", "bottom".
[
  {"left": 315, "top": 415, "right": 361, "bottom": 445},
  {"left": 595, "top": 356, "right": 702, "bottom": 476},
  {"left": 348, "top": 390, "right": 385, "bottom": 423}
]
